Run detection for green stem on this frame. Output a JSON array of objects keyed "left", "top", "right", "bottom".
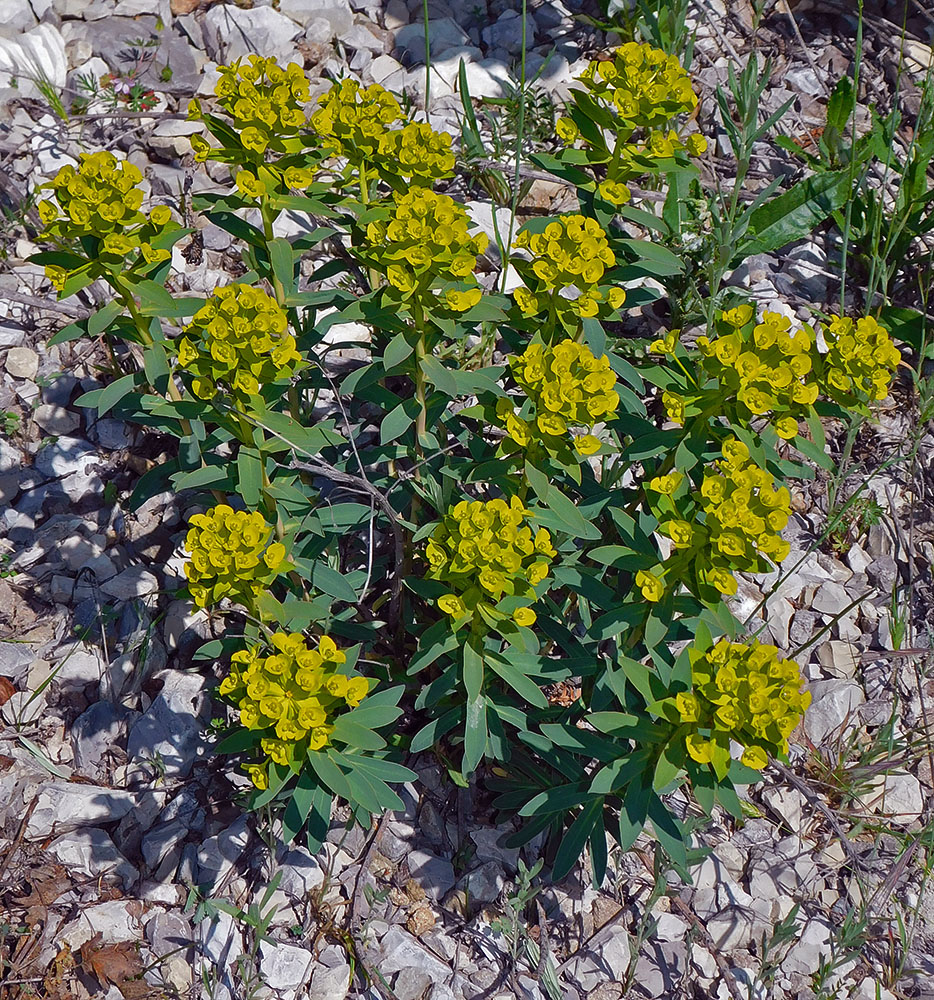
[
  {"left": 260, "top": 197, "right": 286, "bottom": 306},
  {"left": 412, "top": 295, "right": 428, "bottom": 453}
]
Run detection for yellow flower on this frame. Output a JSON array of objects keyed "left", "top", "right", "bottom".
[
  {"left": 512, "top": 607, "right": 537, "bottom": 627},
  {"left": 685, "top": 734, "right": 715, "bottom": 764},
  {"left": 635, "top": 569, "right": 664, "bottom": 602},
  {"left": 741, "top": 745, "right": 768, "bottom": 769},
  {"left": 555, "top": 117, "right": 579, "bottom": 142},
  {"left": 244, "top": 764, "right": 268, "bottom": 789}
]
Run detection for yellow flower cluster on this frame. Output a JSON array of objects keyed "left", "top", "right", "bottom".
[
  {"left": 512, "top": 216, "right": 624, "bottom": 320},
  {"left": 363, "top": 189, "right": 487, "bottom": 303},
  {"left": 377, "top": 122, "right": 456, "bottom": 184},
  {"left": 819, "top": 314, "right": 901, "bottom": 405},
  {"left": 497, "top": 340, "right": 619, "bottom": 456},
  {"left": 219, "top": 632, "right": 371, "bottom": 786},
  {"left": 189, "top": 57, "right": 309, "bottom": 157},
  {"left": 425, "top": 497, "right": 556, "bottom": 625},
  {"left": 675, "top": 639, "right": 811, "bottom": 773},
  {"left": 637, "top": 439, "right": 792, "bottom": 603},
  {"left": 235, "top": 164, "right": 317, "bottom": 201},
  {"left": 176, "top": 284, "right": 301, "bottom": 399},
  {"left": 576, "top": 43, "right": 699, "bottom": 130},
  {"left": 310, "top": 79, "right": 403, "bottom": 163},
  {"left": 183, "top": 504, "right": 286, "bottom": 610},
  {"left": 38, "top": 152, "right": 145, "bottom": 237},
  {"left": 696, "top": 437, "right": 792, "bottom": 595},
  {"left": 38, "top": 153, "right": 174, "bottom": 288},
  {"left": 690, "top": 307, "right": 819, "bottom": 439}
]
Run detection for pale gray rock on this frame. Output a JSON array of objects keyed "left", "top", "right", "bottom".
[
  {"left": 146, "top": 911, "right": 194, "bottom": 959},
  {"left": 197, "top": 815, "right": 250, "bottom": 890},
  {"left": 867, "top": 554, "right": 898, "bottom": 592},
  {"left": 1, "top": 690, "right": 44, "bottom": 725},
  {"left": 100, "top": 566, "right": 159, "bottom": 600},
  {"left": 760, "top": 785, "right": 805, "bottom": 833},
  {"left": 91, "top": 418, "right": 132, "bottom": 451},
  {"left": 127, "top": 670, "right": 209, "bottom": 779},
  {"left": 0, "top": 0, "right": 38, "bottom": 34},
  {"left": 632, "top": 941, "right": 688, "bottom": 997},
  {"left": 308, "top": 962, "right": 351, "bottom": 1000},
  {"left": 142, "top": 818, "right": 188, "bottom": 880},
  {"left": 811, "top": 579, "right": 849, "bottom": 616},
  {"left": 72, "top": 701, "right": 135, "bottom": 782},
  {"left": 58, "top": 900, "right": 143, "bottom": 951},
  {"left": 457, "top": 57, "right": 508, "bottom": 99},
  {"left": 33, "top": 436, "right": 103, "bottom": 502},
  {"left": 378, "top": 926, "right": 466, "bottom": 988},
  {"left": 482, "top": 10, "right": 537, "bottom": 54},
  {"left": 203, "top": 4, "right": 302, "bottom": 64},
  {"left": 41, "top": 374, "right": 80, "bottom": 407},
  {"left": 277, "top": 846, "right": 326, "bottom": 898},
  {"left": 48, "top": 827, "right": 137, "bottom": 890},
  {"left": 861, "top": 771, "right": 924, "bottom": 823},
  {"left": 0, "top": 642, "right": 34, "bottom": 685},
  {"left": 470, "top": 825, "right": 520, "bottom": 870},
  {"left": 459, "top": 861, "right": 504, "bottom": 903},
  {"left": 280, "top": 0, "right": 353, "bottom": 36},
  {"left": 782, "top": 916, "right": 832, "bottom": 975},
  {"left": 27, "top": 782, "right": 139, "bottom": 838},
  {"left": 804, "top": 679, "right": 865, "bottom": 745},
  {"left": 4, "top": 346, "right": 38, "bottom": 380},
  {"left": 199, "top": 909, "right": 244, "bottom": 996},
  {"left": 817, "top": 640, "right": 859, "bottom": 678},
  {"left": 259, "top": 940, "right": 314, "bottom": 996},
  {"left": 406, "top": 850, "right": 455, "bottom": 901},
  {"left": 394, "top": 18, "right": 469, "bottom": 62}
]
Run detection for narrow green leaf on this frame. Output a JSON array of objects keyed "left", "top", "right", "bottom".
[
  {"left": 268, "top": 238, "right": 295, "bottom": 294},
  {"left": 307, "top": 750, "right": 353, "bottom": 802},
  {"left": 462, "top": 695, "right": 487, "bottom": 773},
  {"left": 88, "top": 300, "right": 123, "bottom": 336},
  {"left": 383, "top": 332, "right": 413, "bottom": 370},
  {"left": 312, "top": 563, "right": 358, "bottom": 603},
  {"left": 237, "top": 446, "right": 263, "bottom": 508},
  {"left": 552, "top": 798, "right": 602, "bottom": 881}
]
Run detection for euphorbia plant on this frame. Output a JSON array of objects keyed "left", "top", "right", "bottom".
[{"left": 32, "top": 43, "right": 904, "bottom": 881}]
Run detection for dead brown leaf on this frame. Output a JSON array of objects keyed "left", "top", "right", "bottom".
[
  {"left": 0, "top": 676, "right": 15, "bottom": 706},
  {"left": 12, "top": 864, "right": 73, "bottom": 909},
  {"left": 79, "top": 934, "right": 146, "bottom": 991}
]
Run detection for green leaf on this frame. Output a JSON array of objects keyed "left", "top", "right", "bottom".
[
  {"left": 74, "top": 375, "right": 137, "bottom": 417},
  {"left": 171, "top": 463, "right": 233, "bottom": 492},
  {"left": 268, "top": 238, "right": 295, "bottom": 294},
  {"left": 312, "top": 563, "right": 358, "bottom": 603},
  {"left": 48, "top": 319, "right": 88, "bottom": 347},
  {"left": 410, "top": 708, "right": 460, "bottom": 752},
  {"left": 647, "top": 794, "right": 687, "bottom": 869},
  {"left": 520, "top": 783, "right": 595, "bottom": 817},
  {"left": 380, "top": 399, "right": 418, "bottom": 445},
  {"left": 87, "top": 300, "right": 123, "bottom": 336},
  {"left": 282, "top": 767, "right": 319, "bottom": 843},
  {"left": 237, "top": 446, "right": 263, "bottom": 508},
  {"left": 383, "top": 332, "right": 413, "bottom": 370},
  {"left": 524, "top": 461, "right": 600, "bottom": 540},
  {"left": 486, "top": 655, "right": 548, "bottom": 708},
  {"left": 792, "top": 432, "right": 834, "bottom": 471},
  {"left": 617, "top": 238, "right": 684, "bottom": 275},
  {"left": 552, "top": 798, "right": 603, "bottom": 881},
  {"left": 345, "top": 754, "right": 418, "bottom": 785},
  {"left": 330, "top": 716, "right": 387, "bottom": 750},
  {"left": 420, "top": 356, "right": 504, "bottom": 398},
  {"left": 462, "top": 695, "right": 487, "bottom": 774},
  {"left": 307, "top": 750, "right": 353, "bottom": 802},
  {"left": 463, "top": 641, "right": 484, "bottom": 702},
  {"left": 214, "top": 728, "right": 257, "bottom": 754},
  {"left": 738, "top": 168, "right": 853, "bottom": 260}
]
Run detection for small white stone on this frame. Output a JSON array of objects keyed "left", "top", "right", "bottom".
[{"left": 4, "top": 346, "right": 38, "bottom": 380}]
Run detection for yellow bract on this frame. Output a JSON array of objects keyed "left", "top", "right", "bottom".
[
  {"left": 310, "top": 78, "right": 403, "bottom": 163},
  {"left": 377, "top": 122, "right": 456, "bottom": 184},
  {"left": 183, "top": 504, "right": 286, "bottom": 610},
  {"left": 496, "top": 340, "right": 618, "bottom": 459},
  {"left": 219, "top": 631, "right": 372, "bottom": 782},
  {"left": 191, "top": 56, "right": 310, "bottom": 157},
  {"left": 511, "top": 215, "right": 621, "bottom": 321},
  {"left": 695, "top": 309, "right": 817, "bottom": 439},
  {"left": 362, "top": 189, "right": 487, "bottom": 301},
  {"left": 819, "top": 314, "right": 901, "bottom": 405},
  {"left": 426, "top": 497, "right": 554, "bottom": 626},
  {"left": 175, "top": 284, "right": 301, "bottom": 400},
  {"left": 679, "top": 639, "right": 810, "bottom": 774}
]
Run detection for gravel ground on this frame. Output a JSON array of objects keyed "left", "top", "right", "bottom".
[{"left": 2, "top": 1, "right": 934, "bottom": 999}]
